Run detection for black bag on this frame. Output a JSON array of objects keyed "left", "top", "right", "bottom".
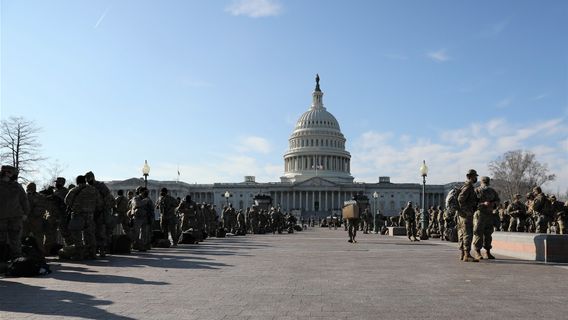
[
  {"left": 155, "top": 239, "right": 171, "bottom": 248},
  {"left": 153, "top": 230, "right": 166, "bottom": 240},
  {"left": 6, "top": 257, "right": 41, "bottom": 277},
  {"left": 179, "top": 230, "right": 201, "bottom": 244},
  {"left": 216, "top": 227, "right": 226, "bottom": 238},
  {"left": 293, "top": 225, "right": 302, "bottom": 231},
  {"left": 110, "top": 235, "right": 131, "bottom": 254},
  {"left": 0, "top": 242, "right": 10, "bottom": 263}
]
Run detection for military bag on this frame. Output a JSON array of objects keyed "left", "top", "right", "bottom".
[
  {"left": 6, "top": 257, "right": 42, "bottom": 277},
  {"left": 110, "top": 234, "right": 131, "bottom": 254},
  {"left": 216, "top": 227, "right": 226, "bottom": 238},
  {"left": 445, "top": 186, "right": 461, "bottom": 212}
]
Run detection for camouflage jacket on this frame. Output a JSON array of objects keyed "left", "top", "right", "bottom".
[
  {"left": 0, "top": 180, "right": 29, "bottom": 219},
  {"left": 27, "top": 192, "right": 47, "bottom": 218},
  {"left": 65, "top": 184, "right": 101, "bottom": 214},
  {"left": 475, "top": 185, "right": 500, "bottom": 214},
  {"left": 401, "top": 206, "right": 416, "bottom": 221},
  {"left": 458, "top": 181, "right": 478, "bottom": 214},
  {"left": 156, "top": 194, "right": 178, "bottom": 218},
  {"left": 507, "top": 201, "right": 526, "bottom": 218},
  {"left": 114, "top": 195, "right": 129, "bottom": 215}
]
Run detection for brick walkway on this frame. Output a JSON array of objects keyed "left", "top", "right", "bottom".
[{"left": 1, "top": 228, "right": 567, "bottom": 319}]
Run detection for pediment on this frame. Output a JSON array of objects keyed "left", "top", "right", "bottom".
[{"left": 294, "top": 177, "right": 338, "bottom": 187}]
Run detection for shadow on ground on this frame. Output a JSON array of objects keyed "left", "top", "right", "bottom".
[{"left": 0, "top": 280, "right": 134, "bottom": 320}]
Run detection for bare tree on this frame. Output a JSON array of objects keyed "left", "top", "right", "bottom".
[
  {"left": 0, "top": 116, "right": 46, "bottom": 182},
  {"left": 40, "top": 159, "right": 68, "bottom": 189},
  {"left": 489, "top": 150, "right": 556, "bottom": 200}
]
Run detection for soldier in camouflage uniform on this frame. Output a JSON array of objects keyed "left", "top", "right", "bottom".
[
  {"left": 402, "top": 201, "right": 418, "bottom": 242},
  {"left": 85, "top": 171, "right": 114, "bottom": 257},
  {"left": 498, "top": 201, "right": 510, "bottom": 232},
  {"left": 549, "top": 196, "right": 566, "bottom": 234},
  {"left": 436, "top": 205, "right": 444, "bottom": 239},
  {"left": 44, "top": 177, "right": 68, "bottom": 251},
  {"left": 114, "top": 190, "right": 130, "bottom": 235},
  {"left": 177, "top": 195, "right": 196, "bottom": 232},
  {"left": 457, "top": 169, "right": 479, "bottom": 262},
  {"left": 531, "top": 187, "right": 551, "bottom": 233},
  {"left": 65, "top": 175, "right": 101, "bottom": 259},
  {"left": 472, "top": 176, "right": 500, "bottom": 260},
  {"left": 129, "top": 187, "right": 153, "bottom": 251},
  {"left": 0, "top": 165, "right": 29, "bottom": 259},
  {"left": 156, "top": 188, "right": 179, "bottom": 246},
  {"left": 24, "top": 182, "right": 47, "bottom": 252},
  {"left": 507, "top": 194, "right": 526, "bottom": 232},
  {"left": 237, "top": 209, "right": 246, "bottom": 234},
  {"left": 362, "top": 208, "right": 372, "bottom": 234},
  {"left": 248, "top": 206, "right": 259, "bottom": 234}
]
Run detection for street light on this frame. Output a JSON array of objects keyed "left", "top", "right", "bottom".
[
  {"left": 372, "top": 191, "right": 379, "bottom": 234},
  {"left": 419, "top": 160, "right": 429, "bottom": 236},
  {"left": 142, "top": 160, "right": 150, "bottom": 188},
  {"left": 224, "top": 191, "right": 232, "bottom": 206}
]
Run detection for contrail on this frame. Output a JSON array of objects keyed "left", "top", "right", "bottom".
[{"left": 94, "top": 7, "right": 110, "bottom": 29}]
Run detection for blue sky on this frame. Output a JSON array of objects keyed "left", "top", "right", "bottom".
[{"left": 1, "top": 0, "right": 567, "bottom": 192}]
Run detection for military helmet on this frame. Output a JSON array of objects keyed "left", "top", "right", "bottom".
[
  {"left": 466, "top": 169, "right": 478, "bottom": 177},
  {"left": 480, "top": 176, "right": 490, "bottom": 183},
  {"left": 55, "top": 177, "right": 66, "bottom": 184},
  {"left": 0, "top": 165, "right": 17, "bottom": 177},
  {"left": 550, "top": 195, "right": 556, "bottom": 200}
]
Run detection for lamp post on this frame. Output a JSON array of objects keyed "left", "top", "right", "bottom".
[
  {"left": 419, "top": 160, "right": 429, "bottom": 236},
  {"left": 372, "top": 191, "right": 379, "bottom": 233},
  {"left": 224, "top": 191, "right": 232, "bottom": 207},
  {"left": 142, "top": 160, "right": 150, "bottom": 188}
]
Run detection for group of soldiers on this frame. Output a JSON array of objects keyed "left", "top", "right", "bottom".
[{"left": 0, "top": 164, "right": 304, "bottom": 265}]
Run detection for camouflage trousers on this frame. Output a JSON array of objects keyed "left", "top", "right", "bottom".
[
  {"left": 405, "top": 220, "right": 417, "bottom": 238},
  {"left": 132, "top": 218, "right": 149, "bottom": 250},
  {"left": 473, "top": 211, "right": 494, "bottom": 251},
  {"left": 558, "top": 218, "right": 566, "bottom": 235},
  {"left": 535, "top": 215, "right": 549, "bottom": 233},
  {"left": 508, "top": 217, "right": 525, "bottom": 232},
  {"left": 0, "top": 217, "right": 23, "bottom": 258},
  {"left": 457, "top": 215, "right": 474, "bottom": 252},
  {"left": 347, "top": 219, "right": 359, "bottom": 240},
  {"left": 67, "top": 212, "right": 96, "bottom": 257},
  {"left": 160, "top": 216, "right": 179, "bottom": 244}
]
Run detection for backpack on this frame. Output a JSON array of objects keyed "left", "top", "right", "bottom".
[
  {"left": 542, "top": 195, "right": 553, "bottom": 217},
  {"left": 445, "top": 186, "right": 461, "bottom": 212}
]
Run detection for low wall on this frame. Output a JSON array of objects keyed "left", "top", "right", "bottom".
[
  {"left": 387, "top": 227, "right": 407, "bottom": 236},
  {"left": 491, "top": 232, "right": 568, "bottom": 263}
]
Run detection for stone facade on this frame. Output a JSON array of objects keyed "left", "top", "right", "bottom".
[{"left": 106, "top": 76, "right": 452, "bottom": 217}]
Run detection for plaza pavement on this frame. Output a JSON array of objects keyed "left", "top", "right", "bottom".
[{"left": 1, "top": 227, "right": 567, "bottom": 320}]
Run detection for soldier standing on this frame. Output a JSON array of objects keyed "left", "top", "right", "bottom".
[
  {"left": 85, "top": 171, "right": 114, "bottom": 257},
  {"left": 64, "top": 175, "right": 100, "bottom": 259},
  {"left": 549, "top": 196, "right": 566, "bottom": 234},
  {"left": 114, "top": 190, "right": 130, "bottom": 235},
  {"left": 24, "top": 182, "right": 47, "bottom": 252},
  {"left": 531, "top": 187, "right": 551, "bottom": 233},
  {"left": 156, "top": 188, "right": 179, "bottom": 246},
  {"left": 436, "top": 206, "right": 444, "bottom": 239},
  {"left": 472, "top": 176, "right": 500, "bottom": 260},
  {"left": 457, "top": 169, "right": 479, "bottom": 262},
  {"left": 45, "top": 177, "right": 68, "bottom": 251},
  {"left": 507, "top": 195, "right": 526, "bottom": 232},
  {"left": 402, "top": 202, "right": 418, "bottom": 242},
  {"left": 0, "top": 166, "right": 29, "bottom": 259},
  {"left": 130, "top": 187, "right": 152, "bottom": 251}
]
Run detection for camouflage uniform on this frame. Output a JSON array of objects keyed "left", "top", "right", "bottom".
[
  {"left": 457, "top": 170, "right": 479, "bottom": 262},
  {"left": 402, "top": 203, "right": 418, "bottom": 241},
  {"left": 0, "top": 166, "right": 29, "bottom": 258},
  {"left": 532, "top": 189, "right": 550, "bottom": 233},
  {"left": 85, "top": 172, "right": 114, "bottom": 256},
  {"left": 24, "top": 183, "right": 47, "bottom": 252},
  {"left": 44, "top": 179, "right": 68, "bottom": 250},
  {"left": 472, "top": 177, "right": 500, "bottom": 259},
  {"left": 177, "top": 197, "right": 196, "bottom": 232},
  {"left": 114, "top": 192, "right": 130, "bottom": 235},
  {"left": 65, "top": 178, "right": 101, "bottom": 258},
  {"left": 156, "top": 189, "right": 179, "bottom": 245},
  {"left": 130, "top": 189, "right": 153, "bottom": 251},
  {"left": 249, "top": 207, "right": 259, "bottom": 234},
  {"left": 507, "top": 196, "right": 526, "bottom": 232}
]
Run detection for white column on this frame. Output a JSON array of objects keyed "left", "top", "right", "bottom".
[
  {"left": 318, "top": 191, "right": 322, "bottom": 211},
  {"left": 293, "top": 191, "right": 296, "bottom": 210},
  {"left": 299, "top": 191, "right": 302, "bottom": 210},
  {"left": 331, "top": 191, "right": 335, "bottom": 211},
  {"left": 325, "top": 191, "right": 328, "bottom": 211}
]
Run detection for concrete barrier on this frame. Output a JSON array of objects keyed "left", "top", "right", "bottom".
[
  {"left": 387, "top": 227, "right": 407, "bottom": 236},
  {"left": 491, "top": 232, "right": 568, "bottom": 263}
]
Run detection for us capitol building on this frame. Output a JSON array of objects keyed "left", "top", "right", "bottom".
[{"left": 107, "top": 76, "right": 452, "bottom": 217}]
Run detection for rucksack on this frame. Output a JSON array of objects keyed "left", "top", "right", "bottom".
[
  {"left": 6, "top": 257, "right": 41, "bottom": 277},
  {"left": 445, "top": 186, "right": 461, "bottom": 212}
]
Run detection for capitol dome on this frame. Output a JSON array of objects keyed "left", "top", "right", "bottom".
[{"left": 281, "top": 75, "right": 354, "bottom": 184}]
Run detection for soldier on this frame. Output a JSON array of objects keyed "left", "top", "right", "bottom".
[
  {"left": 362, "top": 208, "right": 372, "bottom": 234},
  {"left": 114, "top": 190, "right": 130, "bottom": 235},
  {"left": 507, "top": 194, "right": 526, "bottom": 232},
  {"left": 156, "top": 188, "right": 179, "bottom": 246},
  {"left": 65, "top": 175, "right": 101, "bottom": 259},
  {"left": 24, "top": 182, "right": 47, "bottom": 252},
  {"left": 558, "top": 200, "right": 568, "bottom": 235},
  {"left": 45, "top": 177, "right": 68, "bottom": 251},
  {"left": 249, "top": 206, "right": 259, "bottom": 234},
  {"left": 237, "top": 209, "right": 246, "bottom": 235},
  {"left": 531, "top": 187, "right": 551, "bottom": 233},
  {"left": 402, "top": 201, "right": 418, "bottom": 242},
  {"left": 176, "top": 195, "right": 195, "bottom": 232},
  {"left": 436, "top": 205, "right": 445, "bottom": 239},
  {"left": 129, "top": 187, "right": 153, "bottom": 251},
  {"left": 498, "top": 201, "right": 510, "bottom": 232},
  {"left": 85, "top": 171, "right": 114, "bottom": 257},
  {"left": 0, "top": 165, "right": 29, "bottom": 259},
  {"left": 457, "top": 169, "right": 479, "bottom": 262},
  {"left": 472, "top": 176, "right": 500, "bottom": 260},
  {"left": 548, "top": 196, "right": 565, "bottom": 234}
]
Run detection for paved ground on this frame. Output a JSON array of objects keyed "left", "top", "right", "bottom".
[{"left": 1, "top": 227, "right": 567, "bottom": 320}]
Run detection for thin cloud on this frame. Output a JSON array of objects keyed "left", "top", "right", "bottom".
[
  {"left": 383, "top": 53, "right": 408, "bottom": 60},
  {"left": 235, "top": 136, "right": 272, "bottom": 154},
  {"left": 533, "top": 93, "right": 549, "bottom": 101},
  {"left": 496, "top": 97, "right": 513, "bottom": 108},
  {"left": 94, "top": 7, "right": 110, "bottom": 29},
  {"left": 427, "top": 49, "right": 450, "bottom": 62},
  {"left": 478, "top": 18, "right": 511, "bottom": 38},
  {"left": 225, "top": 0, "right": 282, "bottom": 18}
]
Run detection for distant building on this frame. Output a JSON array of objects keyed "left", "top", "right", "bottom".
[{"left": 106, "top": 76, "right": 452, "bottom": 217}]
